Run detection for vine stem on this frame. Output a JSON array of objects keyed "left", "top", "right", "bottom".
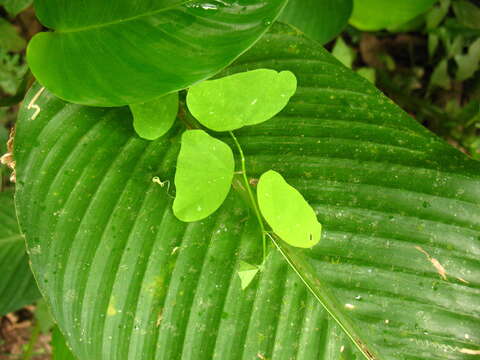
[
  {"left": 227, "top": 131, "right": 377, "bottom": 360},
  {"left": 229, "top": 131, "right": 267, "bottom": 263},
  {"left": 266, "top": 232, "right": 378, "bottom": 360},
  {"left": 219, "top": 131, "right": 376, "bottom": 360}
]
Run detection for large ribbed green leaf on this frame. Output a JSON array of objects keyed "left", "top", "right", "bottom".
[
  {"left": 27, "top": 0, "right": 287, "bottom": 107},
  {"left": 15, "top": 25, "right": 480, "bottom": 360},
  {"left": 0, "top": 190, "right": 40, "bottom": 315},
  {"left": 52, "top": 326, "right": 76, "bottom": 360}
]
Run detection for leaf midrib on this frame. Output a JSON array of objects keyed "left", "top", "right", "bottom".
[{"left": 54, "top": 0, "right": 194, "bottom": 34}]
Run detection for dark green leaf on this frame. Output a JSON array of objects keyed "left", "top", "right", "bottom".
[
  {"left": 187, "top": 69, "right": 297, "bottom": 131},
  {"left": 455, "top": 38, "right": 480, "bottom": 81},
  {"left": 0, "top": 190, "right": 40, "bottom": 316},
  {"left": 0, "top": 18, "right": 26, "bottom": 52},
  {"left": 446, "top": 35, "right": 464, "bottom": 59},
  {"left": 130, "top": 93, "right": 179, "bottom": 141},
  {"left": 350, "top": 0, "right": 437, "bottom": 31},
  {"left": 279, "top": 0, "right": 352, "bottom": 44},
  {"left": 0, "top": 0, "right": 32, "bottom": 16},
  {"left": 429, "top": 33, "right": 440, "bottom": 58},
  {"left": 173, "top": 130, "right": 234, "bottom": 222},
  {"left": 426, "top": 0, "right": 450, "bottom": 30},
  {"left": 453, "top": 0, "right": 480, "bottom": 30},
  {"left": 430, "top": 59, "right": 451, "bottom": 89},
  {"left": 258, "top": 170, "right": 321, "bottom": 249},
  {"left": 27, "top": 0, "right": 287, "bottom": 107},
  {"left": 15, "top": 25, "right": 480, "bottom": 360},
  {"left": 52, "top": 326, "right": 77, "bottom": 360},
  {"left": 0, "top": 50, "right": 28, "bottom": 96}
]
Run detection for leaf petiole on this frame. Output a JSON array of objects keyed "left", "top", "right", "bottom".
[{"left": 229, "top": 131, "right": 267, "bottom": 263}]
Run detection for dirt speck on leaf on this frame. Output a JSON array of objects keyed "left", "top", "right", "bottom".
[{"left": 415, "top": 246, "right": 447, "bottom": 281}]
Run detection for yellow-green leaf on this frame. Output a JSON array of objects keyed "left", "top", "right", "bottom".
[
  {"left": 187, "top": 69, "right": 297, "bottom": 131},
  {"left": 130, "top": 92, "right": 179, "bottom": 141},
  {"left": 173, "top": 130, "right": 234, "bottom": 222},
  {"left": 257, "top": 170, "right": 321, "bottom": 249},
  {"left": 237, "top": 261, "right": 259, "bottom": 290},
  {"left": 350, "top": 0, "right": 437, "bottom": 31}
]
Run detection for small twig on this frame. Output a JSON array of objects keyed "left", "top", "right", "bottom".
[{"left": 27, "top": 86, "right": 45, "bottom": 121}]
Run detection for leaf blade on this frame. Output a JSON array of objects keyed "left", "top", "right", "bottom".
[
  {"left": 187, "top": 69, "right": 297, "bottom": 131},
  {"left": 130, "top": 92, "right": 179, "bottom": 141},
  {"left": 15, "top": 25, "right": 480, "bottom": 360},
  {"left": 258, "top": 170, "right": 321, "bottom": 248},
  {"left": 52, "top": 326, "right": 76, "bottom": 360},
  {"left": 27, "top": 0, "right": 288, "bottom": 106},
  {"left": 173, "top": 130, "right": 234, "bottom": 222},
  {"left": 237, "top": 261, "right": 259, "bottom": 290},
  {"left": 0, "top": 190, "right": 40, "bottom": 316},
  {"left": 350, "top": 0, "right": 437, "bottom": 31}
]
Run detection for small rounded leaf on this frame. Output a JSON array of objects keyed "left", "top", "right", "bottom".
[
  {"left": 173, "top": 130, "right": 234, "bottom": 222},
  {"left": 130, "top": 92, "right": 179, "bottom": 141},
  {"left": 186, "top": 69, "right": 297, "bottom": 132},
  {"left": 257, "top": 170, "right": 321, "bottom": 249}
]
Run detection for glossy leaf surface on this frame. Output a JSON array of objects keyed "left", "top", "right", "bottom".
[
  {"left": 350, "top": 0, "right": 437, "bottom": 30},
  {"left": 258, "top": 170, "right": 321, "bottom": 248},
  {"left": 173, "top": 130, "right": 234, "bottom": 222},
  {"left": 27, "top": 0, "right": 287, "bottom": 106},
  {"left": 0, "top": 190, "right": 39, "bottom": 315},
  {"left": 187, "top": 69, "right": 297, "bottom": 131},
  {"left": 130, "top": 93, "right": 179, "bottom": 141},
  {"left": 279, "top": 0, "right": 353, "bottom": 44},
  {"left": 15, "top": 25, "right": 480, "bottom": 360}
]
